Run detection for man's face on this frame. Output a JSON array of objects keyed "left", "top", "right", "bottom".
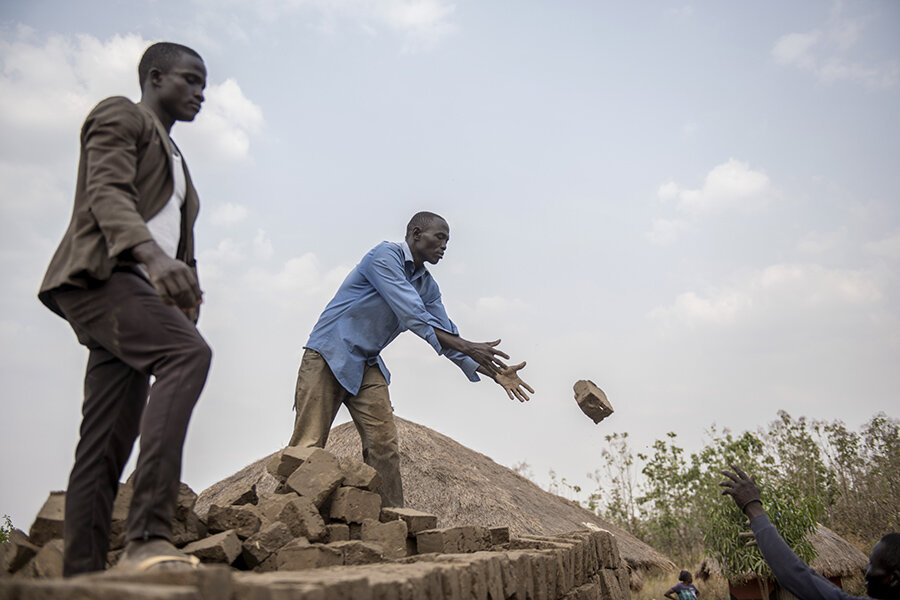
[
  {"left": 410, "top": 219, "right": 450, "bottom": 266},
  {"left": 866, "top": 542, "right": 900, "bottom": 599},
  {"left": 154, "top": 53, "right": 206, "bottom": 123}
]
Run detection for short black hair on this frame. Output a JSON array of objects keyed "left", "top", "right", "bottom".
[
  {"left": 406, "top": 211, "right": 446, "bottom": 236},
  {"left": 138, "top": 42, "right": 202, "bottom": 88},
  {"left": 678, "top": 570, "right": 692, "bottom": 582},
  {"left": 878, "top": 533, "right": 900, "bottom": 571}
]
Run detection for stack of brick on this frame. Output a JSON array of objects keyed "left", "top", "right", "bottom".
[
  {"left": 2, "top": 527, "right": 632, "bottom": 599},
  {"left": 2, "top": 445, "right": 635, "bottom": 599}
]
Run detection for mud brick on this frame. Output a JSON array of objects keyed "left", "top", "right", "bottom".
[
  {"left": 327, "top": 540, "right": 384, "bottom": 565},
  {"left": 16, "top": 538, "right": 64, "bottom": 579},
  {"left": 379, "top": 507, "right": 437, "bottom": 534},
  {"left": 489, "top": 526, "right": 510, "bottom": 546},
  {"left": 275, "top": 540, "right": 342, "bottom": 571},
  {"left": 257, "top": 492, "right": 294, "bottom": 522},
  {"left": 274, "top": 446, "right": 319, "bottom": 479},
  {"left": 28, "top": 491, "right": 65, "bottom": 547},
  {"left": 573, "top": 379, "right": 614, "bottom": 424},
  {"left": 596, "top": 569, "right": 623, "bottom": 599},
  {"left": 198, "top": 481, "right": 258, "bottom": 520},
  {"left": 86, "top": 564, "right": 233, "bottom": 600},
  {"left": 0, "top": 580, "right": 202, "bottom": 599},
  {"left": 616, "top": 567, "right": 632, "bottom": 600},
  {"left": 207, "top": 504, "right": 265, "bottom": 539},
  {"left": 1, "top": 529, "right": 38, "bottom": 574},
  {"left": 329, "top": 487, "right": 381, "bottom": 524},
  {"left": 336, "top": 456, "right": 382, "bottom": 492},
  {"left": 284, "top": 449, "right": 344, "bottom": 508},
  {"left": 173, "top": 511, "right": 207, "bottom": 548},
  {"left": 360, "top": 518, "right": 407, "bottom": 559},
  {"left": 323, "top": 523, "right": 349, "bottom": 543},
  {"left": 233, "top": 570, "right": 372, "bottom": 600},
  {"left": 183, "top": 530, "right": 242, "bottom": 565},
  {"left": 281, "top": 495, "right": 327, "bottom": 542},
  {"left": 241, "top": 521, "right": 293, "bottom": 569},
  {"left": 417, "top": 527, "right": 463, "bottom": 554},
  {"left": 107, "top": 482, "right": 133, "bottom": 550},
  {"left": 592, "top": 530, "right": 620, "bottom": 569}
]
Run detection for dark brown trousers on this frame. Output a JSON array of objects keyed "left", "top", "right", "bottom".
[{"left": 52, "top": 271, "right": 211, "bottom": 576}]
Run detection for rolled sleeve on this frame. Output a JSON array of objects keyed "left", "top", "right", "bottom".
[{"left": 424, "top": 294, "right": 481, "bottom": 382}]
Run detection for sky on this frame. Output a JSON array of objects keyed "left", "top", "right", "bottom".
[{"left": 1, "top": 0, "right": 899, "bottom": 531}]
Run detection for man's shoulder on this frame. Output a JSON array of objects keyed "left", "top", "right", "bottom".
[{"left": 84, "top": 96, "right": 148, "bottom": 132}]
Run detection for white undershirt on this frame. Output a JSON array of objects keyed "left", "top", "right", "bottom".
[{"left": 146, "top": 147, "right": 186, "bottom": 258}]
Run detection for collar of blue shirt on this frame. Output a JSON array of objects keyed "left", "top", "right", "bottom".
[{"left": 401, "top": 240, "right": 429, "bottom": 281}]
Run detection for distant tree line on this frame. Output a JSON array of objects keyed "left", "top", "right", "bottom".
[{"left": 546, "top": 411, "right": 899, "bottom": 570}]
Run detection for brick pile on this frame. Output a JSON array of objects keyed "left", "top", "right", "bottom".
[{"left": 1, "top": 446, "right": 633, "bottom": 599}]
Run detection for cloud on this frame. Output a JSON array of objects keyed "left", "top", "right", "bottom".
[
  {"left": 177, "top": 79, "right": 264, "bottom": 163},
  {"left": 865, "top": 231, "right": 900, "bottom": 262},
  {"left": 196, "top": 0, "right": 456, "bottom": 48},
  {"left": 649, "top": 263, "right": 883, "bottom": 327},
  {"left": 644, "top": 218, "right": 691, "bottom": 245},
  {"left": 0, "top": 30, "right": 263, "bottom": 165},
  {"left": 210, "top": 202, "right": 250, "bottom": 226},
  {"left": 771, "top": 10, "right": 897, "bottom": 89},
  {"left": 796, "top": 229, "right": 848, "bottom": 256}
]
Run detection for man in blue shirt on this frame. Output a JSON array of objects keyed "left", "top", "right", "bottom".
[
  {"left": 720, "top": 466, "right": 900, "bottom": 600},
  {"left": 290, "top": 211, "right": 533, "bottom": 507}
]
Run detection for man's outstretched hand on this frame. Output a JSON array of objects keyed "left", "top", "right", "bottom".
[
  {"left": 720, "top": 465, "right": 764, "bottom": 516},
  {"left": 493, "top": 361, "right": 534, "bottom": 402},
  {"left": 464, "top": 338, "right": 510, "bottom": 373}
]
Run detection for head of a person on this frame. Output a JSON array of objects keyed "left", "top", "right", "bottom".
[
  {"left": 866, "top": 533, "right": 900, "bottom": 599},
  {"left": 138, "top": 42, "right": 206, "bottom": 123},
  {"left": 678, "top": 570, "right": 693, "bottom": 584},
  {"left": 405, "top": 211, "right": 449, "bottom": 268}
]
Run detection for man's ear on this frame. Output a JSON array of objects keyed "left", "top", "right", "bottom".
[
  {"left": 148, "top": 67, "right": 164, "bottom": 89},
  {"left": 411, "top": 226, "right": 422, "bottom": 240}
]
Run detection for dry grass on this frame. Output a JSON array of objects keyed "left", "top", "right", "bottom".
[{"left": 635, "top": 572, "right": 729, "bottom": 600}]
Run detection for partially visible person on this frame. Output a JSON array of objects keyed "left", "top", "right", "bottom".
[
  {"left": 664, "top": 570, "right": 699, "bottom": 600},
  {"left": 39, "top": 42, "right": 211, "bottom": 575},
  {"left": 720, "top": 466, "right": 900, "bottom": 600}
]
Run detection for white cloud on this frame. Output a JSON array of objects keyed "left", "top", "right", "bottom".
[
  {"left": 0, "top": 30, "right": 263, "bottom": 165},
  {"left": 197, "top": 0, "right": 456, "bottom": 47},
  {"left": 644, "top": 218, "right": 691, "bottom": 245},
  {"left": 796, "top": 229, "right": 847, "bottom": 255},
  {"left": 210, "top": 202, "right": 250, "bottom": 226},
  {"left": 650, "top": 263, "right": 883, "bottom": 327},
  {"left": 772, "top": 31, "right": 821, "bottom": 70},
  {"left": 771, "top": 11, "right": 897, "bottom": 89},
  {"left": 865, "top": 231, "right": 900, "bottom": 262},
  {"left": 662, "top": 159, "right": 771, "bottom": 216},
  {"left": 176, "top": 78, "right": 264, "bottom": 163},
  {"left": 253, "top": 229, "right": 275, "bottom": 260}
]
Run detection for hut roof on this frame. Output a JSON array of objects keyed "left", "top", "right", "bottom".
[
  {"left": 325, "top": 416, "right": 675, "bottom": 572},
  {"left": 697, "top": 523, "right": 868, "bottom": 582},
  {"left": 197, "top": 416, "right": 674, "bottom": 572}
]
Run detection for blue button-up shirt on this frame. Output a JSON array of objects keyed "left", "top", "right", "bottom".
[{"left": 305, "top": 241, "right": 480, "bottom": 395}]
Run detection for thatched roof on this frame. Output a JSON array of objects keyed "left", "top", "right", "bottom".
[
  {"left": 324, "top": 416, "right": 674, "bottom": 572},
  {"left": 697, "top": 522, "right": 868, "bottom": 582},
  {"left": 196, "top": 416, "right": 675, "bottom": 572}
]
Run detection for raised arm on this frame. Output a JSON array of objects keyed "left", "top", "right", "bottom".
[{"left": 720, "top": 467, "right": 859, "bottom": 600}]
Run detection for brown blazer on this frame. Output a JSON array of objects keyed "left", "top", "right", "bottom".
[{"left": 39, "top": 96, "right": 200, "bottom": 316}]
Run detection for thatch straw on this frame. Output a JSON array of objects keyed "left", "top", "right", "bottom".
[
  {"left": 697, "top": 523, "right": 868, "bottom": 582},
  {"left": 324, "top": 416, "right": 675, "bottom": 573}
]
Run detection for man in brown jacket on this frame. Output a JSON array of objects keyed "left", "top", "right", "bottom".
[{"left": 39, "top": 42, "right": 211, "bottom": 575}]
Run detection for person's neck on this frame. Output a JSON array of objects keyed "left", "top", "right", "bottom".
[{"left": 141, "top": 97, "right": 175, "bottom": 133}]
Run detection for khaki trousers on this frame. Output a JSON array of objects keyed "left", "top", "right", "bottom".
[{"left": 290, "top": 349, "right": 404, "bottom": 507}]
